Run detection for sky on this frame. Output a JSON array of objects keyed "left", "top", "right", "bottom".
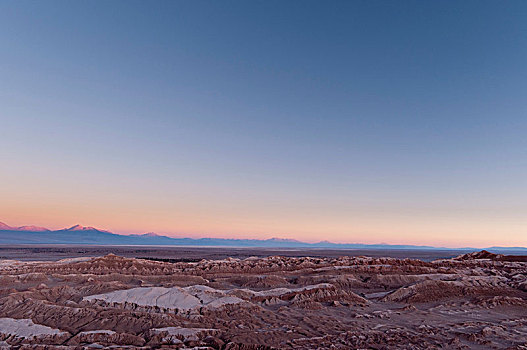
[{"left": 0, "top": 1, "right": 526, "bottom": 248}]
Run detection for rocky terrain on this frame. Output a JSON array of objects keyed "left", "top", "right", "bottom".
[{"left": 0, "top": 250, "right": 526, "bottom": 349}]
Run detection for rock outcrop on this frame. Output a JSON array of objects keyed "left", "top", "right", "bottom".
[{"left": 0, "top": 250, "right": 525, "bottom": 349}]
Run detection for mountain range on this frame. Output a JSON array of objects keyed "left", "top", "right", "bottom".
[{"left": 0, "top": 221, "right": 525, "bottom": 253}]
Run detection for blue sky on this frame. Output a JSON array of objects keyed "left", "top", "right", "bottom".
[{"left": 1, "top": 1, "right": 526, "bottom": 246}]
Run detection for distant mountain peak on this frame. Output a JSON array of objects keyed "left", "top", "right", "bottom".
[
  {"left": 0, "top": 222, "right": 13, "bottom": 230},
  {"left": 142, "top": 232, "right": 160, "bottom": 237},
  {"left": 67, "top": 225, "right": 90, "bottom": 231},
  {"left": 0, "top": 222, "right": 50, "bottom": 232},
  {"left": 65, "top": 224, "right": 108, "bottom": 232},
  {"left": 17, "top": 225, "right": 50, "bottom": 232},
  {"left": 267, "top": 237, "right": 301, "bottom": 243}
]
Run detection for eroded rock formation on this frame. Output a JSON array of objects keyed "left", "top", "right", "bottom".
[{"left": 0, "top": 251, "right": 525, "bottom": 349}]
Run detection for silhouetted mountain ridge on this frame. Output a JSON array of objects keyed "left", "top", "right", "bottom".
[
  {"left": 0, "top": 221, "right": 525, "bottom": 252},
  {"left": 0, "top": 222, "right": 49, "bottom": 232}
]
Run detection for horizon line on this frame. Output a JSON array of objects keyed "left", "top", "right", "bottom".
[{"left": 1, "top": 220, "right": 526, "bottom": 251}]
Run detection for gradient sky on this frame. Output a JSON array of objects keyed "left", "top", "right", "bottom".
[{"left": 1, "top": 1, "right": 526, "bottom": 247}]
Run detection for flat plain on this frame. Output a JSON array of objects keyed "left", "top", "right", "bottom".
[{"left": 0, "top": 245, "right": 469, "bottom": 262}]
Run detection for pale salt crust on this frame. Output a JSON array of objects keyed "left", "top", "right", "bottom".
[
  {"left": 0, "top": 318, "right": 67, "bottom": 338},
  {"left": 78, "top": 330, "right": 116, "bottom": 336},
  {"left": 0, "top": 256, "right": 95, "bottom": 269},
  {"left": 83, "top": 283, "right": 337, "bottom": 313},
  {"left": 151, "top": 327, "right": 216, "bottom": 341},
  {"left": 239, "top": 283, "right": 334, "bottom": 297},
  {"left": 56, "top": 257, "right": 96, "bottom": 264},
  {"left": 84, "top": 286, "right": 247, "bottom": 311}
]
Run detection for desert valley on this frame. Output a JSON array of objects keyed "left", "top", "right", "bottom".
[
  {"left": 0, "top": 249, "right": 526, "bottom": 349},
  {"left": 2, "top": 1, "right": 527, "bottom": 348}
]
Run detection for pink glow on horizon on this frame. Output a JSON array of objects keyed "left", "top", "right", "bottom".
[{"left": 1, "top": 209, "right": 525, "bottom": 248}]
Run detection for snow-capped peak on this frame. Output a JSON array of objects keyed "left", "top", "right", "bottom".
[{"left": 65, "top": 225, "right": 102, "bottom": 232}]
